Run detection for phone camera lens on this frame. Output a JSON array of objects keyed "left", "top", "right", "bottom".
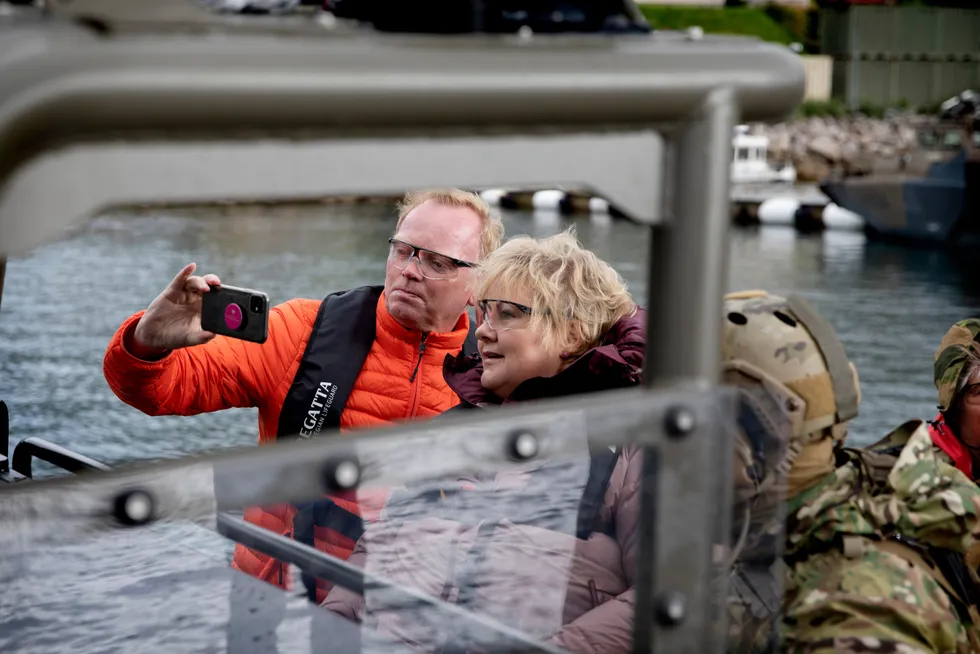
[{"left": 249, "top": 296, "right": 266, "bottom": 314}]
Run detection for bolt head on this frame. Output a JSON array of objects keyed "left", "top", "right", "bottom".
[
  {"left": 509, "top": 431, "right": 539, "bottom": 461},
  {"left": 656, "top": 592, "right": 686, "bottom": 626},
  {"left": 114, "top": 489, "right": 155, "bottom": 527},
  {"left": 334, "top": 460, "right": 360, "bottom": 489},
  {"left": 323, "top": 457, "right": 361, "bottom": 492},
  {"left": 664, "top": 406, "right": 696, "bottom": 438}
]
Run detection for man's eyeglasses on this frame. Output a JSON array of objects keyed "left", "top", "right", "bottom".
[
  {"left": 478, "top": 299, "right": 532, "bottom": 332},
  {"left": 388, "top": 238, "right": 476, "bottom": 280}
]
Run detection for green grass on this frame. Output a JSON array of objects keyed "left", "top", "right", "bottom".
[
  {"left": 638, "top": 6, "right": 795, "bottom": 44},
  {"left": 796, "top": 99, "right": 849, "bottom": 119}
]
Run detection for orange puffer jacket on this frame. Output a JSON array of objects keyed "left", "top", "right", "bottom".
[{"left": 103, "top": 292, "right": 470, "bottom": 601}]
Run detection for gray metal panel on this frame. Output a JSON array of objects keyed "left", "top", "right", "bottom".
[
  {"left": 0, "top": 19, "right": 805, "bottom": 137},
  {"left": 0, "top": 518, "right": 376, "bottom": 654},
  {"left": 897, "top": 62, "right": 939, "bottom": 109},
  {"left": 0, "top": 131, "right": 666, "bottom": 254},
  {"left": 819, "top": 9, "right": 849, "bottom": 57},
  {"left": 856, "top": 61, "right": 891, "bottom": 107},
  {"left": 852, "top": 6, "right": 895, "bottom": 55},
  {"left": 0, "top": 385, "right": 739, "bottom": 654},
  {"left": 647, "top": 88, "right": 734, "bottom": 386},
  {"left": 895, "top": 7, "right": 938, "bottom": 57},
  {"left": 826, "top": 5, "right": 980, "bottom": 106},
  {"left": 0, "top": 9, "right": 805, "bottom": 255},
  {"left": 936, "top": 9, "right": 979, "bottom": 55},
  {"left": 936, "top": 63, "right": 980, "bottom": 106}
]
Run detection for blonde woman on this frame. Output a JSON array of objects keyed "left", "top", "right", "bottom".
[{"left": 323, "top": 229, "right": 645, "bottom": 654}]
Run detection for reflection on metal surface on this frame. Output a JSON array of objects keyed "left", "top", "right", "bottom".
[
  {"left": 0, "top": 132, "right": 665, "bottom": 255},
  {"left": 217, "top": 513, "right": 564, "bottom": 654},
  {"left": 0, "top": 386, "right": 738, "bottom": 652},
  {"left": 0, "top": 9, "right": 804, "bottom": 255}
]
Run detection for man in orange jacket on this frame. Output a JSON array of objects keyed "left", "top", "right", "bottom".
[{"left": 103, "top": 189, "right": 503, "bottom": 606}]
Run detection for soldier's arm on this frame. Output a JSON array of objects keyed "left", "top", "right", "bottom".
[{"left": 781, "top": 548, "right": 972, "bottom": 654}]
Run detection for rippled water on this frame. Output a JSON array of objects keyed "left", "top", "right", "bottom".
[
  {"left": 1, "top": 204, "right": 979, "bottom": 653},
  {"left": 1, "top": 203, "right": 977, "bottom": 463}
]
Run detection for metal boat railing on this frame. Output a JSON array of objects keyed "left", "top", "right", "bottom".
[{"left": 0, "top": 2, "right": 806, "bottom": 652}]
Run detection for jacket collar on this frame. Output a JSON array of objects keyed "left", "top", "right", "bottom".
[
  {"left": 375, "top": 292, "right": 470, "bottom": 357},
  {"left": 443, "top": 308, "right": 646, "bottom": 406},
  {"left": 929, "top": 412, "right": 975, "bottom": 480}
]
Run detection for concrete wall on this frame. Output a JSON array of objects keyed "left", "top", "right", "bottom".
[{"left": 801, "top": 55, "right": 833, "bottom": 102}]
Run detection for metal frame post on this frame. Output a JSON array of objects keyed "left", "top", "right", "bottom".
[
  {"left": 647, "top": 87, "right": 737, "bottom": 387},
  {"left": 635, "top": 87, "right": 738, "bottom": 654}
]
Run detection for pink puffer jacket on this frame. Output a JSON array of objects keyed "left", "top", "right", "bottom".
[{"left": 321, "top": 311, "right": 647, "bottom": 654}]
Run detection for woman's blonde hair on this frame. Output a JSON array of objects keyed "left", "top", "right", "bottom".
[{"left": 476, "top": 227, "right": 636, "bottom": 357}]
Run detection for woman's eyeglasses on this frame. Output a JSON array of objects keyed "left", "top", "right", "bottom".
[{"left": 478, "top": 299, "right": 532, "bottom": 332}]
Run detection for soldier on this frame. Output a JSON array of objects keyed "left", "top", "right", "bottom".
[
  {"left": 722, "top": 291, "right": 980, "bottom": 653},
  {"left": 927, "top": 318, "right": 980, "bottom": 481},
  {"left": 869, "top": 318, "right": 980, "bottom": 482}
]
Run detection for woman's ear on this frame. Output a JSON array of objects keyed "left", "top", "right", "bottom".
[{"left": 561, "top": 320, "right": 585, "bottom": 359}]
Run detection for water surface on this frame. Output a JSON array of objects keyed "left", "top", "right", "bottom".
[{"left": 2, "top": 204, "right": 976, "bottom": 462}]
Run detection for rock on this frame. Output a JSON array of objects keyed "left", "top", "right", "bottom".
[
  {"left": 795, "top": 154, "right": 834, "bottom": 183},
  {"left": 808, "top": 135, "right": 841, "bottom": 163},
  {"left": 898, "top": 124, "right": 919, "bottom": 150},
  {"left": 749, "top": 111, "right": 939, "bottom": 182},
  {"left": 839, "top": 140, "right": 862, "bottom": 167},
  {"left": 769, "top": 131, "right": 791, "bottom": 160}
]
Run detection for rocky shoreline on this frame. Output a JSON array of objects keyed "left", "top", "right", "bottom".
[{"left": 746, "top": 113, "right": 938, "bottom": 182}]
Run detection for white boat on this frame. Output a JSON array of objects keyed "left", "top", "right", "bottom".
[{"left": 732, "top": 124, "right": 796, "bottom": 184}]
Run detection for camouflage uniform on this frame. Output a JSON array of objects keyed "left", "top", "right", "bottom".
[
  {"left": 783, "top": 422, "right": 980, "bottom": 653},
  {"left": 721, "top": 292, "right": 980, "bottom": 654}
]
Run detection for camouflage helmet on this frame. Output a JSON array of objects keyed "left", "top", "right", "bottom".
[
  {"left": 933, "top": 319, "right": 980, "bottom": 412},
  {"left": 722, "top": 290, "right": 860, "bottom": 446},
  {"left": 721, "top": 290, "right": 860, "bottom": 568}
]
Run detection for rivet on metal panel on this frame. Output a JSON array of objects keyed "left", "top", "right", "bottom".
[
  {"left": 664, "top": 406, "right": 696, "bottom": 438},
  {"left": 655, "top": 591, "right": 687, "bottom": 626},
  {"left": 508, "top": 431, "right": 539, "bottom": 461},
  {"left": 113, "top": 489, "right": 155, "bottom": 527},
  {"left": 323, "top": 458, "right": 361, "bottom": 492}
]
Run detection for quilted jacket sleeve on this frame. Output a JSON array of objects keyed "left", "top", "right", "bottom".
[
  {"left": 549, "top": 447, "right": 642, "bottom": 654},
  {"left": 103, "top": 299, "right": 316, "bottom": 416}
]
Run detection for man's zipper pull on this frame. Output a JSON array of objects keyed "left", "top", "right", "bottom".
[{"left": 409, "top": 334, "right": 428, "bottom": 382}]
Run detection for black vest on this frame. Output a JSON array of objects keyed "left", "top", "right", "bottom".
[
  {"left": 275, "top": 285, "right": 477, "bottom": 601},
  {"left": 277, "top": 285, "right": 478, "bottom": 441}
]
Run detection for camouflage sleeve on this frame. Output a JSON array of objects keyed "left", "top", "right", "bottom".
[
  {"left": 781, "top": 547, "right": 972, "bottom": 654},
  {"left": 878, "top": 424, "right": 980, "bottom": 552}
]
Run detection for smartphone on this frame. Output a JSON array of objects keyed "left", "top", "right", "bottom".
[{"left": 201, "top": 283, "right": 270, "bottom": 344}]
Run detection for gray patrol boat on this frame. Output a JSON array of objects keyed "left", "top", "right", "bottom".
[{"left": 820, "top": 92, "right": 980, "bottom": 245}]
